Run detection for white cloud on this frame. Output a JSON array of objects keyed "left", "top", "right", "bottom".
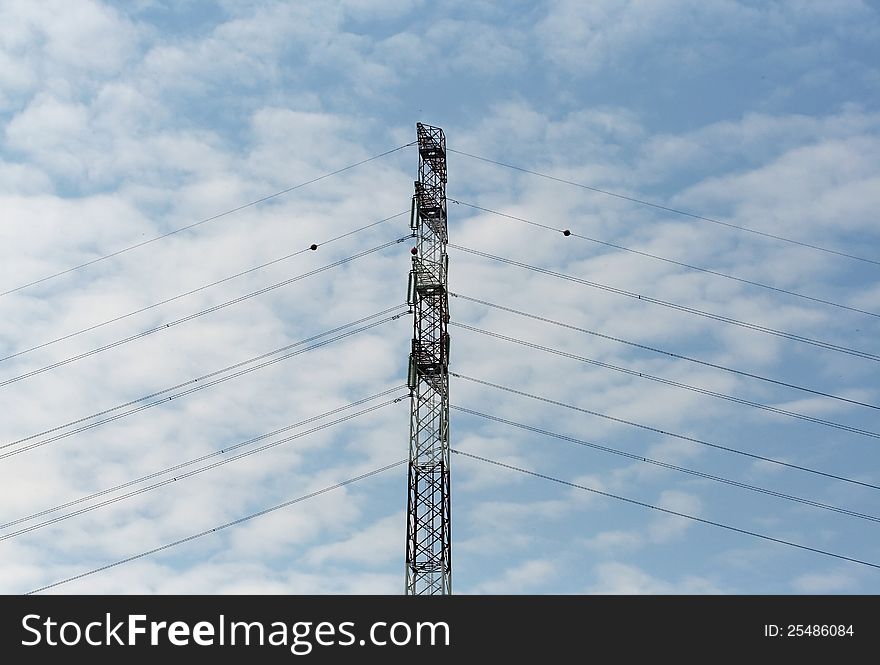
[
  {"left": 678, "top": 135, "right": 880, "bottom": 236},
  {"left": 305, "top": 512, "right": 403, "bottom": 566},
  {"left": 471, "top": 558, "right": 556, "bottom": 594},
  {"left": 580, "top": 529, "right": 642, "bottom": 553},
  {"left": 0, "top": 0, "right": 140, "bottom": 110},
  {"left": 340, "top": 0, "right": 424, "bottom": 22},
  {"left": 790, "top": 568, "right": 859, "bottom": 593},
  {"left": 0, "top": 0, "right": 877, "bottom": 596},
  {"left": 588, "top": 561, "right": 722, "bottom": 594},
  {"left": 534, "top": 0, "right": 877, "bottom": 79},
  {"left": 649, "top": 490, "right": 701, "bottom": 543}
]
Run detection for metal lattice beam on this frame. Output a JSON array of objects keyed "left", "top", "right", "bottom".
[{"left": 405, "top": 122, "right": 451, "bottom": 595}]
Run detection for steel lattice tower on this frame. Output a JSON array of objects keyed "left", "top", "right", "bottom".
[{"left": 405, "top": 123, "right": 452, "bottom": 595}]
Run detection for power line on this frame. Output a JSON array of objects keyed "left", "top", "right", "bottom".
[
  {"left": 452, "top": 449, "right": 880, "bottom": 570},
  {"left": 26, "top": 459, "right": 407, "bottom": 594},
  {"left": 450, "top": 244, "right": 880, "bottom": 362},
  {"left": 1, "top": 387, "right": 405, "bottom": 532},
  {"left": 1, "top": 309, "right": 408, "bottom": 460},
  {"left": 2, "top": 395, "right": 409, "bottom": 542},
  {"left": 0, "top": 236, "right": 410, "bottom": 388},
  {"left": 450, "top": 292, "right": 880, "bottom": 413},
  {"left": 3, "top": 142, "right": 416, "bottom": 297},
  {"left": 0, "top": 211, "right": 408, "bottom": 364},
  {"left": 447, "top": 148, "right": 880, "bottom": 267},
  {"left": 451, "top": 323, "right": 880, "bottom": 452},
  {"left": 451, "top": 372, "right": 880, "bottom": 491},
  {"left": 450, "top": 200, "right": 879, "bottom": 319},
  {"left": 451, "top": 404, "right": 880, "bottom": 522},
  {"left": 1, "top": 309, "right": 406, "bottom": 457}
]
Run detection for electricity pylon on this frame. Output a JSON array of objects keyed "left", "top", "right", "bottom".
[{"left": 405, "top": 123, "right": 451, "bottom": 595}]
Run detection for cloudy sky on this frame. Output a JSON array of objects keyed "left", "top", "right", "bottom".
[{"left": 1, "top": 0, "right": 878, "bottom": 595}]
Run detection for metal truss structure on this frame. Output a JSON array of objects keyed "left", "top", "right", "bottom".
[{"left": 405, "top": 123, "right": 452, "bottom": 595}]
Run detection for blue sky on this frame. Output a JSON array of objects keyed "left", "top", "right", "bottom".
[{"left": 1, "top": 0, "right": 879, "bottom": 594}]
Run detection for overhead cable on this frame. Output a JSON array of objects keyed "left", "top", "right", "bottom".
[
  {"left": 1, "top": 211, "right": 408, "bottom": 364},
  {"left": 450, "top": 244, "right": 880, "bottom": 362},
  {"left": 3, "top": 142, "right": 415, "bottom": 297},
  {"left": 1, "top": 387, "right": 406, "bottom": 533},
  {"left": 447, "top": 148, "right": 880, "bottom": 267},
  {"left": 0, "top": 236, "right": 409, "bottom": 388},
  {"left": 0, "top": 308, "right": 408, "bottom": 460},
  {"left": 451, "top": 323, "right": 880, "bottom": 446},
  {"left": 451, "top": 403, "right": 879, "bottom": 522},
  {"left": 452, "top": 371, "right": 879, "bottom": 490},
  {"left": 452, "top": 449, "right": 880, "bottom": 570},
  {"left": 26, "top": 459, "right": 406, "bottom": 594},
  {"left": 451, "top": 292, "right": 880, "bottom": 413},
  {"left": 450, "top": 200, "right": 879, "bottom": 318},
  {"left": 3, "top": 395, "right": 408, "bottom": 541}
]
